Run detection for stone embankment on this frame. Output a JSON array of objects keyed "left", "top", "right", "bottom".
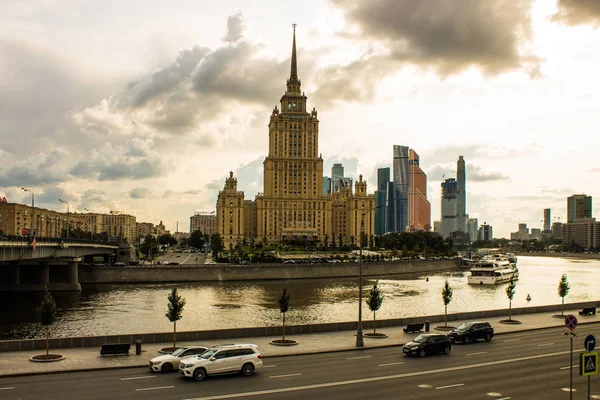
[
  {"left": 515, "top": 252, "right": 600, "bottom": 260},
  {"left": 79, "top": 259, "right": 459, "bottom": 284}
]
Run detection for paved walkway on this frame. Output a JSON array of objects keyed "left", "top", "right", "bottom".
[{"left": 1, "top": 308, "right": 599, "bottom": 378}]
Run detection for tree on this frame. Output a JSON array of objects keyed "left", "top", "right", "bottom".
[
  {"left": 366, "top": 280, "right": 384, "bottom": 334},
  {"left": 165, "top": 288, "right": 186, "bottom": 351},
  {"left": 558, "top": 274, "right": 570, "bottom": 316},
  {"left": 441, "top": 280, "right": 453, "bottom": 327},
  {"left": 278, "top": 288, "right": 291, "bottom": 341},
  {"left": 188, "top": 230, "right": 205, "bottom": 250},
  {"left": 210, "top": 233, "right": 224, "bottom": 258},
  {"left": 506, "top": 279, "right": 516, "bottom": 321},
  {"left": 36, "top": 286, "right": 57, "bottom": 356}
]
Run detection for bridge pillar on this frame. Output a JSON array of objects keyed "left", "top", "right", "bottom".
[
  {"left": 68, "top": 261, "right": 79, "bottom": 284},
  {"left": 40, "top": 261, "right": 50, "bottom": 286},
  {"left": 10, "top": 261, "right": 20, "bottom": 285}
]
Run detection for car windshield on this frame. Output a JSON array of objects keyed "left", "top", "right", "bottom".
[
  {"left": 170, "top": 348, "right": 188, "bottom": 356},
  {"left": 412, "top": 335, "right": 428, "bottom": 343},
  {"left": 199, "top": 349, "right": 219, "bottom": 359},
  {"left": 457, "top": 322, "right": 474, "bottom": 331}
]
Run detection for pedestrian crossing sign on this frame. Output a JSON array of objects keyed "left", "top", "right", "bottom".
[{"left": 580, "top": 352, "right": 598, "bottom": 376}]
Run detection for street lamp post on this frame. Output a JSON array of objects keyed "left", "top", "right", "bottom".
[
  {"left": 58, "top": 199, "right": 70, "bottom": 239},
  {"left": 21, "top": 188, "right": 34, "bottom": 238},
  {"left": 356, "top": 204, "right": 381, "bottom": 348}
]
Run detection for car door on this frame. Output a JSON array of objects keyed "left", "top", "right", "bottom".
[
  {"left": 176, "top": 349, "right": 196, "bottom": 366},
  {"left": 471, "top": 324, "right": 484, "bottom": 340},
  {"left": 207, "top": 350, "right": 232, "bottom": 374}
]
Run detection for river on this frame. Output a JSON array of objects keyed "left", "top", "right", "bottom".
[{"left": 1, "top": 256, "right": 598, "bottom": 340}]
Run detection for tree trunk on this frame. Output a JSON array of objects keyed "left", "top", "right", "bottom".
[
  {"left": 561, "top": 297, "right": 564, "bottom": 315},
  {"left": 173, "top": 321, "right": 177, "bottom": 351},
  {"left": 445, "top": 305, "right": 448, "bottom": 327},
  {"left": 509, "top": 300, "right": 512, "bottom": 321},
  {"left": 282, "top": 313, "right": 286, "bottom": 341},
  {"left": 373, "top": 311, "right": 377, "bottom": 334},
  {"left": 45, "top": 326, "right": 49, "bottom": 356}
]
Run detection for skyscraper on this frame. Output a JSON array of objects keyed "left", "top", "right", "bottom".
[
  {"left": 543, "top": 208, "right": 551, "bottom": 231},
  {"left": 440, "top": 178, "right": 458, "bottom": 239},
  {"left": 407, "top": 149, "right": 431, "bottom": 231},
  {"left": 456, "top": 156, "right": 467, "bottom": 232},
  {"left": 331, "top": 163, "right": 344, "bottom": 192},
  {"left": 392, "top": 145, "right": 410, "bottom": 232},
  {"left": 375, "top": 167, "right": 390, "bottom": 236},
  {"left": 567, "top": 194, "right": 592, "bottom": 223}
]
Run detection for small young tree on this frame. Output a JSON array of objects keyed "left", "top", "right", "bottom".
[
  {"left": 558, "top": 274, "right": 570, "bottom": 316},
  {"left": 366, "top": 280, "right": 384, "bottom": 334},
  {"left": 441, "top": 280, "right": 453, "bottom": 327},
  {"left": 506, "top": 279, "right": 517, "bottom": 321},
  {"left": 36, "top": 286, "right": 57, "bottom": 356},
  {"left": 278, "top": 288, "right": 291, "bottom": 341},
  {"left": 165, "top": 288, "right": 186, "bottom": 351}
]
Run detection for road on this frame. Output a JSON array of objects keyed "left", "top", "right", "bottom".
[
  {"left": 1, "top": 325, "right": 599, "bottom": 400},
  {"left": 157, "top": 252, "right": 207, "bottom": 266}
]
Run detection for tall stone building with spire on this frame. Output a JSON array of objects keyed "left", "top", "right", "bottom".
[{"left": 216, "top": 25, "right": 375, "bottom": 250}]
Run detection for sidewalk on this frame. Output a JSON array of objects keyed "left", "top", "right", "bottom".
[{"left": 1, "top": 308, "right": 598, "bottom": 378}]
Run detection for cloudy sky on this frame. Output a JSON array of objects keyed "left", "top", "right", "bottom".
[{"left": 1, "top": 0, "right": 599, "bottom": 238}]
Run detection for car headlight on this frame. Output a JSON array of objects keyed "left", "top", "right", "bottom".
[
  {"left": 410, "top": 346, "right": 420, "bottom": 350},
  {"left": 152, "top": 361, "right": 162, "bottom": 366}
]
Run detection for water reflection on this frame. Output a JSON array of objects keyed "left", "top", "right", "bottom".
[{"left": 1, "top": 256, "right": 599, "bottom": 340}]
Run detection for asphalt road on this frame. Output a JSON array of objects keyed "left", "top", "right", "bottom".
[{"left": 1, "top": 325, "right": 599, "bottom": 400}]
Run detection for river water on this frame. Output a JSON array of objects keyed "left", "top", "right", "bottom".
[{"left": 1, "top": 256, "right": 598, "bottom": 340}]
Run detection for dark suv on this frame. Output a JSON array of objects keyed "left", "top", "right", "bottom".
[
  {"left": 402, "top": 334, "right": 452, "bottom": 357},
  {"left": 447, "top": 321, "right": 494, "bottom": 344}
]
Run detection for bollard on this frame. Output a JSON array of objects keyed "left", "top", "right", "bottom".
[
  {"left": 425, "top": 321, "right": 430, "bottom": 332},
  {"left": 135, "top": 340, "right": 142, "bottom": 355}
]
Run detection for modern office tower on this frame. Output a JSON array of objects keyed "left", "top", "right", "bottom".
[
  {"left": 562, "top": 218, "right": 598, "bottom": 250},
  {"left": 216, "top": 26, "right": 375, "bottom": 250},
  {"left": 331, "top": 163, "right": 344, "bottom": 192},
  {"left": 552, "top": 222, "right": 563, "bottom": 240},
  {"left": 440, "top": 178, "right": 458, "bottom": 239},
  {"left": 456, "top": 156, "right": 467, "bottom": 232},
  {"left": 392, "top": 145, "right": 410, "bottom": 232},
  {"left": 375, "top": 167, "right": 390, "bottom": 235},
  {"left": 322, "top": 176, "right": 332, "bottom": 195},
  {"left": 467, "top": 217, "right": 479, "bottom": 241},
  {"left": 407, "top": 149, "right": 431, "bottom": 231},
  {"left": 518, "top": 223, "right": 529, "bottom": 233},
  {"left": 477, "top": 222, "right": 493, "bottom": 241},
  {"left": 567, "top": 194, "right": 592, "bottom": 222},
  {"left": 530, "top": 228, "right": 541, "bottom": 240},
  {"left": 433, "top": 220, "right": 441, "bottom": 234},
  {"left": 543, "top": 208, "right": 551, "bottom": 231}
]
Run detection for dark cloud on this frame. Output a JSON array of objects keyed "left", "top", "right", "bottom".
[
  {"left": 69, "top": 139, "right": 168, "bottom": 181},
  {"left": 222, "top": 10, "right": 246, "bottom": 43},
  {"left": 426, "top": 163, "right": 509, "bottom": 182},
  {"left": 129, "top": 187, "right": 153, "bottom": 199},
  {"left": 330, "top": 0, "right": 539, "bottom": 77},
  {"left": 552, "top": 0, "right": 600, "bottom": 27},
  {"left": 0, "top": 148, "right": 69, "bottom": 187}
]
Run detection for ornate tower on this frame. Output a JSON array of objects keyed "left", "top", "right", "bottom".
[{"left": 216, "top": 171, "right": 246, "bottom": 250}]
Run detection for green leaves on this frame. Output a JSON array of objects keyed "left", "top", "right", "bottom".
[
  {"left": 165, "top": 288, "right": 186, "bottom": 323},
  {"left": 506, "top": 279, "right": 516, "bottom": 301},
  {"left": 278, "top": 288, "right": 291, "bottom": 314},
  {"left": 36, "top": 286, "right": 57, "bottom": 326},
  {"left": 366, "top": 280, "right": 384, "bottom": 312},
  {"left": 442, "top": 280, "right": 453, "bottom": 306},
  {"left": 558, "top": 274, "right": 570, "bottom": 298}
]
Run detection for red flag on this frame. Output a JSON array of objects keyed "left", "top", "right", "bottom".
[{"left": 31, "top": 237, "right": 36, "bottom": 250}]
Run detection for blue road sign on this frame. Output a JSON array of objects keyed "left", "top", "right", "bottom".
[
  {"left": 585, "top": 335, "right": 596, "bottom": 352},
  {"left": 565, "top": 314, "right": 578, "bottom": 330}
]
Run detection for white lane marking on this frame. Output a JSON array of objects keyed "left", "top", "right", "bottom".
[
  {"left": 436, "top": 383, "right": 464, "bottom": 390},
  {"left": 347, "top": 355, "right": 372, "bottom": 360},
  {"left": 121, "top": 376, "right": 156, "bottom": 380},
  {"left": 379, "top": 362, "right": 405, "bottom": 367},
  {"left": 560, "top": 365, "right": 579, "bottom": 370},
  {"left": 418, "top": 384, "right": 432, "bottom": 388},
  {"left": 537, "top": 343, "right": 555, "bottom": 347},
  {"left": 182, "top": 349, "right": 584, "bottom": 400},
  {"left": 270, "top": 373, "right": 302, "bottom": 379},
  {"left": 467, "top": 352, "right": 488, "bottom": 356},
  {"left": 0, "top": 387, "right": 15, "bottom": 390},
  {"left": 561, "top": 388, "right": 577, "bottom": 392},
  {"left": 135, "top": 386, "right": 174, "bottom": 391},
  {"left": 262, "top": 365, "right": 277, "bottom": 368},
  {"left": 503, "top": 339, "right": 521, "bottom": 343},
  {"left": 486, "top": 392, "right": 502, "bottom": 396}
]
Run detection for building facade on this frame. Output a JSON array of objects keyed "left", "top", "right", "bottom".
[
  {"left": 374, "top": 167, "right": 390, "bottom": 236},
  {"left": 562, "top": 218, "right": 598, "bottom": 250},
  {"left": 392, "top": 145, "right": 410, "bottom": 233},
  {"left": 440, "top": 178, "right": 458, "bottom": 239},
  {"left": 477, "top": 222, "right": 494, "bottom": 241},
  {"left": 567, "top": 194, "right": 592, "bottom": 223},
  {"left": 407, "top": 149, "right": 431, "bottom": 231},
  {"left": 543, "top": 208, "right": 551, "bottom": 232},
  {"left": 190, "top": 212, "right": 217, "bottom": 236},
  {"left": 456, "top": 155, "right": 467, "bottom": 233},
  {"left": 216, "top": 27, "right": 375, "bottom": 250}
]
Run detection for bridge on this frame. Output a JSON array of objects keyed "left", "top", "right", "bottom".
[{"left": 0, "top": 237, "right": 120, "bottom": 292}]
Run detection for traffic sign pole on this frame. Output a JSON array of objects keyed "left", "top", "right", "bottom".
[{"left": 571, "top": 336, "right": 573, "bottom": 400}]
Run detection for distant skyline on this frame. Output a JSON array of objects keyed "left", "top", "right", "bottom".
[{"left": 1, "top": 0, "right": 599, "bottom": 238}]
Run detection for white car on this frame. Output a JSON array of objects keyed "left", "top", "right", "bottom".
[
  {"left": 149, "top": 346, "right": 208, "bottom": 372},
  {"left": 179, "top": 343, "right": 263, "bottom": 381}
]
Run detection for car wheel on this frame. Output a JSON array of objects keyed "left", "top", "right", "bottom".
[
  {"left": 241, "top": 363, "right": 255, "bottom": 376},
  {"left": 484, "top": 334, "right": 492, "bottom": 342},
  {"left": 464, "top": 336, "right": 473, "bottom": 344},
  {"left": 193, "top": 368, "right": 207, "bottom": 381},
  {"left": 419, "top": 349, "right": 426, "bottom": 358},
  {"left": 161, "top": 363, "right": 173, "bottom": 373},
  {"left": 443, "top": 346, "right": 451, "bottom": 354}
]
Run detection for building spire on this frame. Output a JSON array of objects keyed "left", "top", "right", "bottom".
[{"left": 290, "top": 23, "right": 298, "bottom": 80}]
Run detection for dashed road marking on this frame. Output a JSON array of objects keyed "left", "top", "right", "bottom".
[
  {"left": 436, "top": 383, "right": 464, "bottom": 390},
  {"left": 537, "top": 343, "right": 555, "bottom": 347},
  {"left": 135, "top": 386, "right": 174, "bottom": 391},
  {"left": 560, "top": 365, "right": 579, "bottom": 370},
  {"left": 0, "top": 387, "right": 15, "bottom": 390},
  {"left": 379, "top": 362, "right": 405, "bottom": 367},
  {"left": 467, "top": 352, "right": 488, "bottom": 356},
  {"left": 121, "top": 376, "right": 156, "bottom": 380},
  {"left": 418, "top": 384, "right": 433, "bottom": 388},
  {"left": 347, "top": 355, "right": 372, "bottom": 360},
  {"left": 270, "top": 373, "right": 302, "bottom": 379},
  {"left": 262, "top": 365, "right": 277, "bottom": 368},
  {"left": 503, "top": 339, "right": 521, "bottom": 343}
]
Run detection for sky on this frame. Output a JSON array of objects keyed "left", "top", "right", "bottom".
[{"left": 1, "top": 0, "right": 599, "bottom": 238}]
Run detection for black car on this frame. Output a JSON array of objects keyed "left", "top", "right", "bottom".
[
  {"left": 402, "top": 334, "right": 452, "bottom": 357},
  {"left": 447, "top": 321, "right": 494, "bottom": 344}
]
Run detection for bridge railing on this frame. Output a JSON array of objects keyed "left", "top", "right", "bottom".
[{"left": 0, "top": 235, "right": 120, "bottom": 246}]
